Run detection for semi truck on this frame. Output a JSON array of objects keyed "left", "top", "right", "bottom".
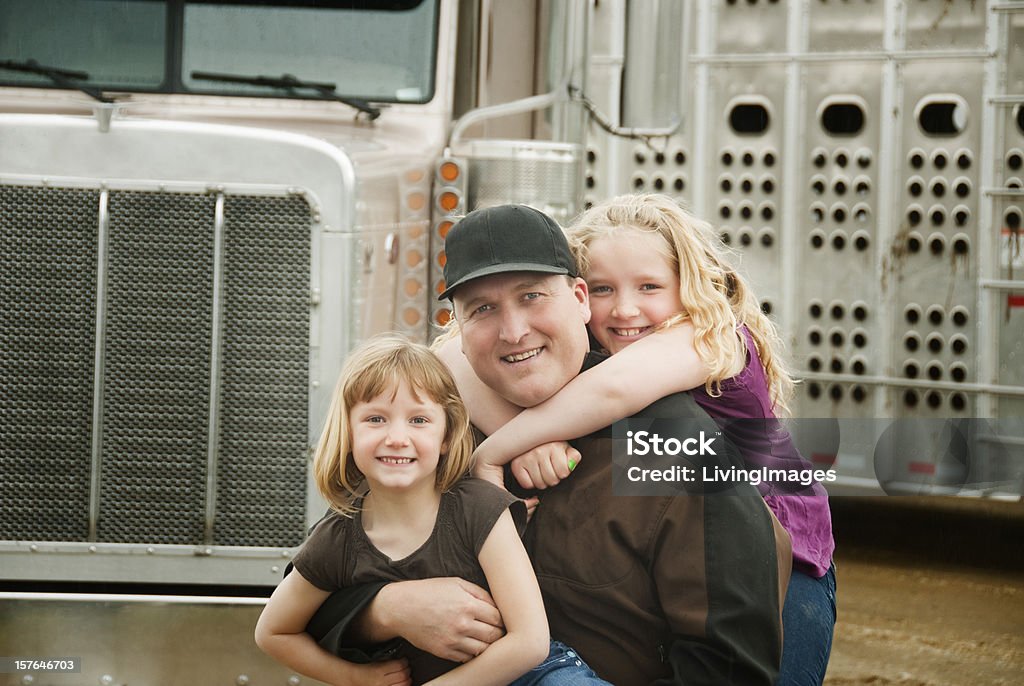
[{"left": 1, "top": 1, "right": 1022, "bottom": 683}]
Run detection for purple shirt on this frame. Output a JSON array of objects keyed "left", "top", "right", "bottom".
[{"left": 691, "top": 327, "right": 835, "bottom": 578}]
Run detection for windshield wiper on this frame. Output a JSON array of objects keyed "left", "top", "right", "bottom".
[
  {"left": 191, "top": 71, "right": 381, "bottom": 120},
  {"left": 0, "top": 59, "right": 113, "bottom": 103}
]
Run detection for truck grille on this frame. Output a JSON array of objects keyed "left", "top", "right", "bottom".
[{"left": 1, "top": 184, "right": 311, "bottom": 548}]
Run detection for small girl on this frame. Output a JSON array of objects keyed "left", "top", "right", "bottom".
[
  {"left": 255, "top": 335, "right": 554, "bottom": 686},
  {"left": 450, "top": 194, "right": 836, "bottom": 686}
]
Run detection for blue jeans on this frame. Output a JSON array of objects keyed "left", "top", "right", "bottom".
[
  {"left": 508, "top": 640, "right": 612, "bottom": 686},
  {"left": 777, "top": 565, "right": 837, "bottom": 686}
]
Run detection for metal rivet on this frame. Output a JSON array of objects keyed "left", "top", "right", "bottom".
[
  {"left": 89, "top": 545, "right": 97, "bottom": 553},
  {"left": 29, "top": 544, "right": 38, "bottom": 552},
  {"left": 287, "top": 677, "right": 302, "bottom": 686},
  {"left": 271, "top": 566, "right": 280, "bottom": 574},
  {"left": 281, "top": 551, "right": 291, "bottom": 558},
  {"left": 21, "top": 675, "right": 34, "bottom": 685},
  {"left": 100, "top": 676, "right": 114, "bottom": 686},
  {"left": 147, "top": 547, "right": 155, "bottom": 554},
  {"left": 236, "top": 676, "right": 250, "bottom": 686}
]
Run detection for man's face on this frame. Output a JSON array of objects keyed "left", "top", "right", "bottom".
[{"left": 453, "top": 272, "right": 592, "bottom": 408}]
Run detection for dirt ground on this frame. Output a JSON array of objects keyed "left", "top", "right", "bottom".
[{"left": 823, "top": 498, "right": 1024, "bottom": 686}]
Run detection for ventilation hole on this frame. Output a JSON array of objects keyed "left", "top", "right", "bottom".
[
  {"left": 908, "top": 208, "right": 922, "bottom": 226},
  {"left": 853, "top": 304, "right": 868, "bottom": 321},
  {"left": 655, "top": 152, "right": 666, "bottom": 165},
  {"left": 832, "top": 232, "right": 847, "bottom": 249},
  {"left": 674, "top": 177, "right": 685, "bottom": 192},
  {"left": 951, "top": 393, "right": 966, "bottom": 411},
  {"left": 956, "top": 152, "right": 971, "bottom": 170},
  {"left": 740, "top": 231, "right": 753, "bottom": 246},
  {"left": 587, "top": 149, "right": 597, "bottom": 164},
  {"left": 760, "top": 231, "right": 774, "bottom": 247},
  {"left": 811, "top": 232, "right": 825, "bottom": 248},
  {"left": 761, "top": 205, "right": 774, "bottom": 221},
  {"left": 951, "top": 365, "right": 967, "bottom": 383},
  {"left": 585, "top": 175, "right": 595, "bottom": 189},
  {"left": 720, "top": 231, "right": 732, "bottom": 245},
  {"left": 740, "top": 204, "right": 753, "bottom": 220},
  {"left": 955, "top": 181, "right": 970, "bottom": 198},
  {"left": 809, "top": 329, "right": 823, "bottom": 345},
  {"left": 918, "top": 100, "right": 968, "bottom": 136},
  {"left": 931, "top": 180, "right": 946, "bottom": 198},
  {"left": 830, "top": 358, "right": 844, "bottom": 373},
  {"left": 809, "top": 356, "right": 822, "bottom": 372},
  {"left": 1005, "top": 209, "right": 1021, "bottom": 229},
  {"left": 927, "top": 363, "right": 942, "bottom": 381},
  {"left": 953, "top": 237, "right": 969, "bottom": 255},
  {"left": 854, "top": 233, "right": 870, "bottom": 251},
  {"left": 813, "top": 151, "right": 828, "bottom": 168},
  {"left": 741, "top": 178, "right": 754, "bottom": 193},
  {"left": 761, "top": 301, "right": 773, "bottom": 315},
  {"left": 856, "top": 180, "right": 871, "bottom": 195},
  {"left": 933, "top": 152, "right": 948, "bottom": 169},
  {"left": 910, "top": 151, "right": 925, "bottom": 169},
  {"left": 812, "top": 178, "right": 827, "bottom": 195},
  {"left": 928, "top": 307, "right": 944, "bottom": 326},
  {"left": 634, "top": 176, "right": 645, "bottom": 190},
  {"left": 905, "top": 306, "right": 921, "bottom": 324},
  {"left": 951, "top": 336, "right": 968, "bottom": 354},
  {"left": 635, "top": 151, "right": 646, "bottom": 164},
  {"left": 810, "top": 302, "right": 824, "bottom": 318},
  {"left": 904, "top": 390, "right": 919, "bottom": 407},
  {"left": 830, "top": 330, "right": 845, "bottom": 346},
  {"left": 742, "top": 151, "right": 755, "bottom": 166},
  {"left": 852, "top": 385, "right": 867, "bottom": 402},
  {"left": 931, "top": 208, "right": 945, "bottom": 226},
  {"left": 927, "top": 336, "right": 943, "bottom": 353},
  {"left": 675, "top": 151, "right": 686, "bottom": 165},
  {"left": 653, "top": 176, "right": 665, "bottom": 190},
  {"left": 926, "top": 391, "right": 942, "bottom": 408},
  {"left": 763, "top": 151, "right": 776, "bottom": 167},
  {"left": 812, "top": 205, "right": 825, "bottom": 222},
  {"left": 834, "top": 179, "right": 848, "bottom": 195},
  {"left": 954, "top": 209, "right": 969, "bottom": 226},
  {"left": 809, "top": 382, "right": 822, "bottom": 399},
  {"left": 929, "top": 236, "right": 945, "bottom": 255},
  {"left": 857, "top": 151, "right": 872, "bottom": 168},
  {"left": 1008, "top": 152, "right": 1023, "bottom": 171},
  {"left": 909, "top": 179, "right": 923, "bottom": 197},
  {"left": 822, "top": 102, "right": 865, "bottom": 136},
  {"left": 830, "top": 303, "right": 845, "bottom": 319},
  {"left": 829, "top": 385, "right": 843, "bottom": 401},
  {"left": 833, "top": 207, "right": 847, "bottom": 223},
  {"left": 721, "top": 177, "right": 733, "bottom": 192},
  {"left": 904, "top": 362, "right": 919, "bottom": 379},
  {"left": 762, "top": 178, "right": 775, "bottom": 193},
  {"left": 951, "top": 308, "right": 968, "bottom": 326},
  {"left": 730, "top": 103, "right": 771, "bottom": 135},
  {"left": 719, "top": 204, "right": 732, "bottom": 219},
  {"left": 852, "top": 359, "right": 866, "bottom": 375},
  {"left": 722, "top": 150, "right": 734, "bottom": 166},
  {"left": 908, "top": 235, "right": 922, "bottom": 253},
  {"left": 852, "top": 331, "right": 867, "bottom": 347},
  {"left": 904, "top": 334, "right": 919, "bottom": 352},
  {"left": 835, "top": 151, "right": 849, "bottom": 167}
]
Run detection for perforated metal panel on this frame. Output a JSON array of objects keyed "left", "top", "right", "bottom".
[
  {"left": 1, "top": 186, "right": 98, "bottom": 541},
  {"left": 2, "top": 183, "right": 311, "bottom": 547},
  {"left": 214, "top": 196, "right": 310, "bottom": 547}
]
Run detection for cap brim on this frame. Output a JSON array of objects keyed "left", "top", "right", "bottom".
[{"left": 438, "top": 262, "right": 570, "bottom": 301}]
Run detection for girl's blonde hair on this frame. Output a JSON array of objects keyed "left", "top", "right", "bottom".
[
  {"left": 569, "top": 193, "right": 794, "bottom": 414},
  {"left": 313, "top": 334, "right": 475, "bottom": 515}
]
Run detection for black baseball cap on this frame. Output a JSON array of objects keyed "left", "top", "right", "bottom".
[{"left": 439, "top": 204, "right": 578, "bottom": 301}]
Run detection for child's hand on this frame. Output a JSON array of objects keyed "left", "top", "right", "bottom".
[
  {"left": 509, "top": 441, "right": 581, "bottom": 490},
  {"left": 344, "top": 658, "right": 411, "bottom": 686},
  {"left": 472, "top": 459, "right": 507, "bottom": 489}
]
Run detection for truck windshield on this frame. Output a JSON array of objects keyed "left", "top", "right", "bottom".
[{"left": 0, "top": 0, "right": 438, "bottom": 104}]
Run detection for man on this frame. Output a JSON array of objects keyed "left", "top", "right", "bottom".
[{"left": 310, "top": 204, "right": 791, "bottom": 685}]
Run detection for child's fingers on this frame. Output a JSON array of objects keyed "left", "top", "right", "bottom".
[{"left": 512, "top": 459, "right": 540, "bottom": 490}]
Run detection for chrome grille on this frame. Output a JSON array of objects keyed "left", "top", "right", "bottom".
[
  {"left": 1, "top": 183, "right": 310, "bottom": 548},
  {"left": 1, "top": 186, "right": 98, "bottom": 541}
]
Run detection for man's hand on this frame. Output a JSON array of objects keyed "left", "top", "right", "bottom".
[
  {"left": 373, "top": 578, "right": 505, "bottom": 662},
  {"left": 343, "top": 658, "right": 411, "bottom": 686},
  {"left": 509, "top": 441, "right": 581, "bottom": 490}
]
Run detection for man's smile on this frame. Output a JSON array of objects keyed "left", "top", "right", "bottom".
[{"left": 501, "top": 347, "right": 543, "bottom": 363}]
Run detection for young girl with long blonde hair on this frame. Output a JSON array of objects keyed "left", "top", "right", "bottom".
[
  {"left": 255, "top": 335, "right": 564, "bottom": 686},
  {"left": 448, "top": 194, "right": 836, "bottom": 686}
]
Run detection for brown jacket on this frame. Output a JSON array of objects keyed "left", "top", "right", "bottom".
[{"left": 519, "top": 388, "right": 791, "bottom": 685}]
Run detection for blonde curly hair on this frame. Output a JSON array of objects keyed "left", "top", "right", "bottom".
[
  {"left": 569, "top": 193, "right": 794, "bottom": 414},
  {"left": 313, "top": 334, "right": 475, "bottom": 516}
]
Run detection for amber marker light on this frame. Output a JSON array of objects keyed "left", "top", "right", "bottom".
[
  {"left": 439, "top": 161, "right": 460, "bottom": 182},
  {"left": 438, "top": 220, "right": 454, "bottom": 238},
  {"left": 438, "top": 191, "right": 460, "bottom": 212}
]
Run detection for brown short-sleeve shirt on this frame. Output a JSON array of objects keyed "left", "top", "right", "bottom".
[{"left": 291, "top": 478, "right": 525, "bottom": 682}]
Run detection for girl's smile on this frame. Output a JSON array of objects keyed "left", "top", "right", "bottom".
[
  {"left": 584, "top": 230, "right": 684, "bottom": 354},
  {"left": 349, "top": 380, "right": 448, "bottom": 492}
]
